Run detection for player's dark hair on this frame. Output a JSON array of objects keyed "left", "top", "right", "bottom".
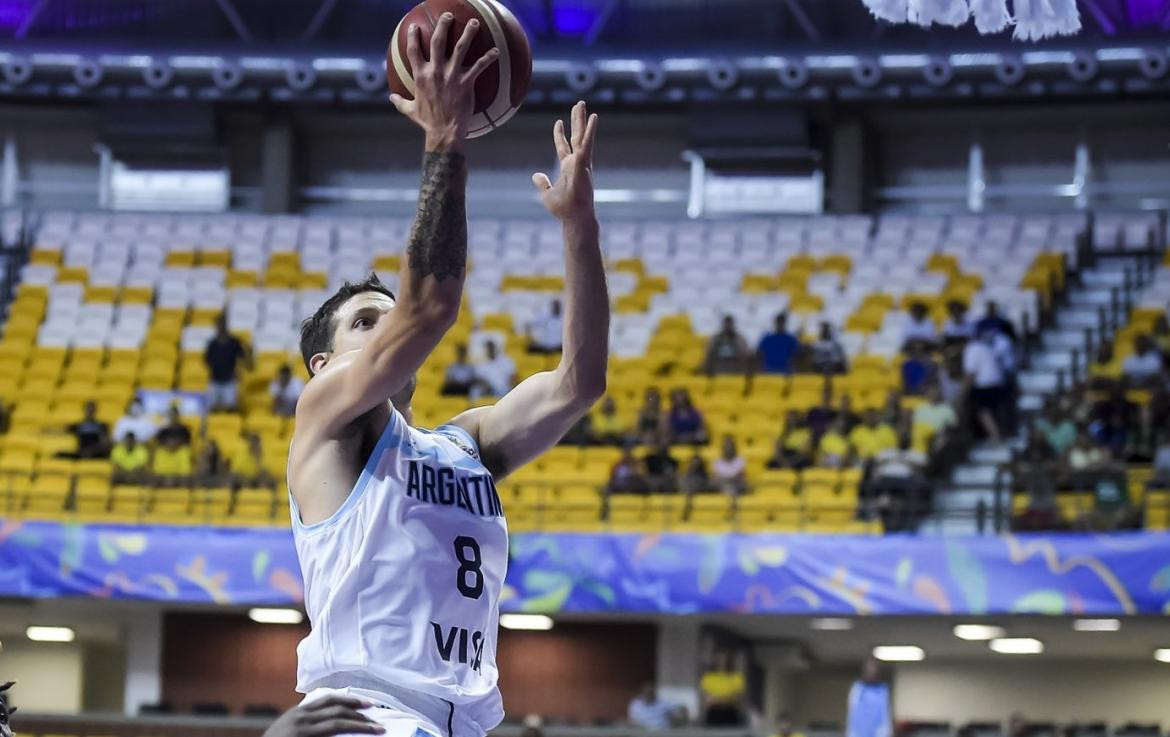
[{"left": 299, "top": 273, "right": 396, "bottom": 375}]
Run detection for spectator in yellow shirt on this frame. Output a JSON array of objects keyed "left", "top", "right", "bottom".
[
  {"left": 700, "top": 650, "right": 746, "bottom": 727},
  {"left": 849, "top": 410, "right": 898, "bottom": 462},
  {"left": 110, "top": 432, "right": 150, "bottom": 484},
  {"left": 817, "top": 416, "right": 853, "bottom": 468}
]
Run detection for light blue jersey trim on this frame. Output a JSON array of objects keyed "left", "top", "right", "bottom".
[
  {"left": 290, "top": 411, "right": 401, "bottom": 536},
  {"left": 435, "top": 423, "right": 479, "bottom": 456}
]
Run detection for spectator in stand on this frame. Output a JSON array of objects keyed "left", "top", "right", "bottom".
[
  {"left": 1122, "top": 334, "right": 1164, "bottom": 386},
  {"left": 609, "top": 446, "right": 649, "bottom": 495},
  {"left": 1067, "top": 427, "right": 1107, "bottom": 477},
  {"left": 527, "top": 299, "right": 564, "bottom": 355},
  {"left": 705, "top": 315, "right": 751, "bottom": 375},
  {"left": 440, "top": 344, "right": 477, "bottom": 397},
  {"left": 110, "top": 432, "right": 150, "bottom": 484},
  {"left": 1035, "top": 401, "right": 1077, "bottom": 459},
  {"left": 810, "top": 322, "right": 847, "bottom": 374},
  {"left": 680, "top": 451, "right": 711, "bottom": 495},
  {"left": 817, "top": 415, "right": 853, "bottom": 469},
  {"left": 757, "top": 312, "right": 801, "bottom": 375},
  {"left": 152, "top": 408, "right": 193, "bottom": 487},
  {"left": 901, "top": 343, "right": 937, "bottom": 396},
  {"left": 767, "top": 411, "right": 813, "bottom": 469},
  {"left": 1090, "top": 410, "right": 1129, "bottom": 460},
  {"left": 635, "top": 388, "right": 666, "bottom": 445},
  {"left": 229, "top": 433, "right": 276, "bottom": 490},
  {"left": 269, "top": 365, "right": 305, "bottom": 417},
  {"left": 963, "top": 326, "right": 1009, "bottom": 443},
  {"left": 902, "top": 301, "right": 937, "bottom": 350},
  {"left": 59, "top": 401, "right": 110, "bottom": 459},
  {"left": 471, "top": 340, "right": 516, "bottom": 398},
  {"left": 204, "top": 313, "right": 250, "bottom": 412},
  {"left": 113, "top": 399, "right": 157, "bottom": 443},
  {"left": 643, "top": 436, "right": 680, "bottom": 493},
  {"left": 941, "top": 300, "right": 974, "bottom": 345},
  {"left": 195, "top": 437, "right": 225, "bottom": 487},
  {"left": 849, "top": 409, "right": 898, "bottom": 463},
  {"left": 667, "top": 389, "right": 708, "bottom": 445},
  {"left": 628, "top": 683, "right": 683, "bottom": 731},
  {"left": 975, "top": 300, "right": 1017, "bottom": 342},
  {"left": 865, "top": 433, "right": 930, "bottom": 531},
  {"left": 591, "top": 397, "right": 628, "bottom": 446},
  {"left": 912, "top": 383, "right": 957, "bottom": 452},
  {"left": 771, "top": 713, "right": 807, "bottom": 737},
  {"left": 712, "top": 435, "right": 747, "bottom": 496},
  {"left": 806, "top": 381, "right": 838, "bottom": 437},
  {"left": 846, "top": 659, "right": 892, "bottom": 737},
  {"left": 700, "top": 650, "right": 746, "bottom": 727}
]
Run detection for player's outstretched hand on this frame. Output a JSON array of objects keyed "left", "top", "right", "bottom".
[
  {"left": 263, "top": 696, "right": 385, "bottom": 737},
  {"left": 533, "top": 101, "right": 598, "bottom": 224},
  {"left": 389, "top": 12, "right": 500, "bottom": 148}
]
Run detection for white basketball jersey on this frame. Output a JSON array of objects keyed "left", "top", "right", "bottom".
[{"left": 290, "top": 407, "right": 508, "bottom": 733}]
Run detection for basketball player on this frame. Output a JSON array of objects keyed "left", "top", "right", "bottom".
[{"left": 287, "top": 11, "right": 607, "bottom": 737}]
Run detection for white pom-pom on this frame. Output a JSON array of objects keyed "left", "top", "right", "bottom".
[
  {"left": 968, "top": 0, "right": 1011, "bottom": 33},
  {"left": 860, "top": 0, "right": 910, "bottom": 23},
  {"left": 909, "top": 0, "right": 970, "bottom": 26},
  {"left": 1013, "top": 0, "right": 1082, "bottom": 39}
]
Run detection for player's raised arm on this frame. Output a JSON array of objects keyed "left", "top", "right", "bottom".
[
  {"left": 450, "top": 102, "right": 608, "bottom": 477},
  {"left": 297, "top": 14, "right": 499, "bottom": 434}
]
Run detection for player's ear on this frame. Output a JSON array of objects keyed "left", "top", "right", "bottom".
[{"left": 309, "top": 352, "right": 331, "bottom": 376}]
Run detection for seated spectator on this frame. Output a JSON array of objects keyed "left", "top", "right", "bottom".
[
  {"left": 1068, "top": 428, "right": 1107, "bottom": 473},
  {"left": 157, "top": 406, "right": 193, "bottom": 447},
  {"left": 700, "top": 651, "right": 745, "bottom": 727},
  {"left": 667, "top": 389, "right": 708, "bottom": 445},
  {"left": 680, "top": 452, "right": 711, "bottom": 495},
  {"left": 1035, "top": 402, "right": 1077, "bottom": 458},
  {"left": 110, "top": 432, "right": 150, "bottom": 484},
  {"left": 757, "top": 312, "right": 800, "bottom": 375},
  {"left": 770, "top": 713, "right": 807, "bottom": 737},
  {"left": 228, "top": 433, "right": 275, "bottom": 490},
  {"left": 705, "top": 315, "right": 751, "bottom": 375},
  {"left": 441, "top": 344, "right": 477, "bottom": 397},
  {"left": 1121, "top": 334, "right": 1164, "bottom": 386},
  {"left": 471, "top": 340, "right": 516, "bottom": 398},
  {"left": 865, "top": 433, "right": 930, "bottom": 532},
  {"left": 204, "top": 313, "right": 250, "bottom": 412},
  {"left": 60, "top": 401, "right": 111, "bottom": 459},
  {"left": 712, "top": 435, "right": 747, "bottom": 496},
  {"left": 609, "top": 446, "right": 649, "bottom": 495},
  {"left": 269, "top": 365, "right": 304, "bottom": 417},
  {"left": 809, "top": 322, "right": 847, "bottom": 374},
  {"left": 767, "top": 412, "right": 812, "bottom": 469},
  {"left": 817, "top": 416, "right": 852, "bottom": 469},
  {"left": 629, "top": 683, "right": 683, "bottom": 731},
  {"left": 975, "top": 300, "right": 1017, "bottom": 342},
  {"left": 642, "top": 437, "right": 680, "bottom": 493},
  {"left": 152, "top": 412, "right": 193, "bottom": 488},
  {"left": 635, "top": 388, "right": 666, "bottom": 445},
  {"left": 912, "top": 383, "right": 957, "bottom": 451},
  {"left": 941, "top": 300, "right": 974, "bottom": 344},
  {"left": 902, "top": 301, "right": 937, "bottom": 349},
  {"left": 527, "top": 299, "right": 564, "bottom": 354},
  {"left": 901, "top": 344, "right": 937, "bottom": 396},
  {"left": 849, "top": 409, "right": 899, "bottom": 463},
  {"left": 591, "top": 397, "right": 629, "bottom": 445},
  {"left": 1090, "top": 410, "right": 1129, "bottom": 460},
  {"left": 113, "top": 399, "right": 157, "bottom": 443}
]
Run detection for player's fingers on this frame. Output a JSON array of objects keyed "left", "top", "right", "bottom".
[
  {"left": 449, "top": 18, "right": 479, "bottom": 71},
  {"left": 570, "top": 101, "right": 586, "bottom": 151},
  {"left": 460, "top": 47, "right": 500, "bottom": 85},
  {"left": 307, "top": 719, "right": 385, "bottom": 736},
  {"left": 303, "top": 695, "right": 375, "bottom": 712},
  {"left": 405, "top": 24, "right": 426, "bottom": 70},
  {"left": 310, "top": 704, "right": 378, "bottom": 723},
  {"left": 581, "top": 112, "right": 599, "bottom": 160},
  {"left": 388, "top": 93, "right": 415, "bottom": 116},
  {"left": 532, "top": 172, "right": 553, "bottom": 192},
  {"left": 430, "top": 12, "right": 454, "bottom": 65},
  {"left": 553, "top": 119, "right": 571, "bottom": 159}
]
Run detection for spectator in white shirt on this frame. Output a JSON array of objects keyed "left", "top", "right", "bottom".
[
  {"left": 1122, "top": 334, "right": 1164, "bottom": 384},
  {"left": 441, "top": 344, "right": 477, "bottom": 396},
  {"left": 902, "top": 301, "right": 937, "bottom": 350},
  {"left": 629, "top": 683, "right": 682, "bottom": 730},
  {"left": 113, "top": 399, "right": 157, "bottom": 443},
  {"left": 963, "top": 327, "right": 1008, "bottom": 442},
  {"left": 712, "top": 434, "right": 748, "bottom": 496},
  {"left": 472, "top": 340, "right": 517, "bottom": 398},
  {"left": 941, "top": 300, "right": 974, "bottom": 344},
  {"left": 527, "top": 299, "right": 564, "bottom": 354},
  {"left": 269, "top": 364, "right": 305, "bottom": 417}
]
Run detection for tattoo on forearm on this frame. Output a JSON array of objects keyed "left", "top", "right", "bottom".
[{"left": 407, "top": 152, "right": 468, "bottom": 282}]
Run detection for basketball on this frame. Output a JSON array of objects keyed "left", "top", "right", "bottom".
[{"left": 386, "top": 0, "right": 532, "bottom": 139}]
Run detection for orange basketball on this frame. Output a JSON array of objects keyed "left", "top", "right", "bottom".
[{"left": 386, "top": 0, "right": 532, "bottom": 139}]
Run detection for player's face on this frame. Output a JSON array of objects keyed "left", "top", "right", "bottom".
[{"left": 330, "top": 291, "right": 397, "bottom": 357}]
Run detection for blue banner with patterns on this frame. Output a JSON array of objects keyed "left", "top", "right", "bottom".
[{"left": 0, "top": 519, "right": 1168, "bottom": 614}]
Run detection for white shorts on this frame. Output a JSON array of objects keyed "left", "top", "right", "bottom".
[{"left": 301, "top": 685, "right": 486, "bottom": 737}]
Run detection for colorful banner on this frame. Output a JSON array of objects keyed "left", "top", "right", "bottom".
[{"left": 1, "top": 519, "right": 1168, "bottom": 614}]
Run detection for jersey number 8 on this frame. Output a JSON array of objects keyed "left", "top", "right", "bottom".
[{"left": 453, "top": 536, "right": 484, "bottom": 599}]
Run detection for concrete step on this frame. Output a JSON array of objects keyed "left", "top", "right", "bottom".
[
  {"left": 1018, "top": 371, "right": 1059, "bottom": 394},
  {"left": 970, "top": 445, "right": 1013, "bottom": 464},
  {"left": 1057, "top": 309, "right": 1103, "bottom": 330},
  {"left": 951, "top": 464, "right": 1000, "bottom": 487},
  {"left": 1032, "top": 351, "right": 1076, "bottom": 371},
  {"left": 1067, "top": 290, "right": 1115, "bottom": 308},
  {"left": 1043, "top": 330, "right": 1092, "bottom": 351},
  {"left": 1082, "top": 269, "right": 1129, "bottom": 288}
]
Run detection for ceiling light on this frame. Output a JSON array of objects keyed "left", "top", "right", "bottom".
[
  {"left": 27, "top": 626, "right": 75, "bottom": 642},
  {"left": 990, "top": 637, "right": 1043, "bottom": 654},
  {"left": 248, "top": 608, "right": 304, "bottom": 625},
  {"left": 500, "top": 614, "right": 554, "bottom": 631},
  {"left": 1154, "top": 649, "right": 1170, "bottom": 663},
  {"left": 1073, "top": 618, "right": 1121, "bottom": 632},
  {"left": 873, "top": 645, "right": 925, "bottom": 662},
  {"left": 953, "top": 624, "right": 1006, "bottom": 641},
  {"left": 810, "top": 618, "right": 854, "bottom": 631}
]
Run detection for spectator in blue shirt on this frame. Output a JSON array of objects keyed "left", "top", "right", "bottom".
[
  {"left": 975, "top": 301, "right": 1017, "bottom": 342},
  {"left": 847, "top": 658, "right": 891, "bottom": 737},
  {"left": 628, "top": 683, "right": 682, "bottom": 730},
  {"left": 758, "top": 312, "right": 801, "bottom": 374}
]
